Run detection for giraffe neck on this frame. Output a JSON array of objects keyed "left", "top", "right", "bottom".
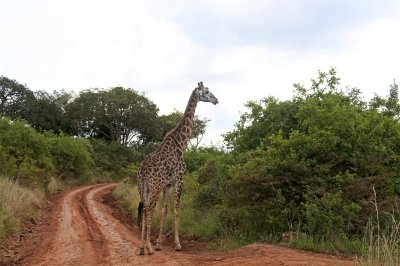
[{"left": 163, "top": 91, "right": 198, "bottom": 152}]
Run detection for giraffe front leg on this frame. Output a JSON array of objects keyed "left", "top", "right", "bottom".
[
  {"left": 156, "top": 187, "right": 169, "bottom": 251},
  {"left": 174, "top": 185, "right": 182, "bottom": 251}
]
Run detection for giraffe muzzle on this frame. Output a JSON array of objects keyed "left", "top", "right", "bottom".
[{"left": 212, "top": 97, "right": 219, "bottom": 105}]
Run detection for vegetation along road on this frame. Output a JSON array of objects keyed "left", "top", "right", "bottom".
[{"left": 2, "top": 183, "right": 356, "bottom": 265}]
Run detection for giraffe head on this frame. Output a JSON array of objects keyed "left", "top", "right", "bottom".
[{"left": 195, "top": 82, "right": 219, "bottom": 105}]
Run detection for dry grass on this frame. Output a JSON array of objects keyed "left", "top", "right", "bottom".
[
  {"left": 112, "top": 181, "right": 141, "bottom": 223},
  {"left": 363, "top": 186, "right": 400, "bottom": 266},
  {"left": 47, "top": 176, "right": 63, "bottom": 194},
  {"left": 0, "top": 177, "right": 45, "bottom": 240}
]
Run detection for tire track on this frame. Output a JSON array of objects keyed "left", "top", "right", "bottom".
[
  {"left": 33, "top": 185, "right": 110, "bottom": 266},
  {"left": 13, "top": 183, "right": 357, "bottom": 266}
]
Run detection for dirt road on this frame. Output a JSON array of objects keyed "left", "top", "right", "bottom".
[{"left": 2, "top": 183, "right": 357, "bottom": 265}]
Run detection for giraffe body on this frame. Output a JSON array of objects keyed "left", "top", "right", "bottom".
[{"left": 136, "top": 82, "right": 218, "bottom": 255}]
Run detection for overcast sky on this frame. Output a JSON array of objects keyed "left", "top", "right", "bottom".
[{"left": 1, "top": 0, "right": 400, "bottom": 146}]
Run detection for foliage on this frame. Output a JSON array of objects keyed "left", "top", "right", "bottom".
[
  {"left": 0, "top": 76, "right": 35, "bottom": 122},
  {"left": 45, "top": 132, "right": 93, "bottom": 181},
  {"left": 0, "top": 117, "right": 53, "bottom": 188},
  {"left": 224, "top": 97, "right": 300, "bottom": 152},
  {"left": 0, "top": 117, "right": 96, "bottom": 189},
  {"left": 29, "top": 90, "right": 73, "bottom": 133},
  {"left": 90, "top": 138, "right": 141, "bottom": 177},
  {"left": 370, "top": 80, "right": 400, "bottom": 119},
  {"left": 0, "top": 77, "right": 73, "bottom": 133},
  {"left": 184, "top": 146, "right": 226, "bottom": 173},
  {"left": 64, "top": 87, "right": 159, "bottom": 145}
]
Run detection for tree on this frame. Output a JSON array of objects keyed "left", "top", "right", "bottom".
[
  {"left": 224, "top": 97, "right": 300, "bottom": 152},
  {"left": 370, "top": 80, "right": 400, "bottom": 118},
  {"left": 0, "top": 76, "right": 35, "bottom": 120},
  {"left": 29, "top": 91, "right": 64, "bottom": 132},
  {"left": 64, "top": 87, "right": 159, "bottom": 145}
]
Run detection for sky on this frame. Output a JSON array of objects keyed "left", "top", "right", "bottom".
[{"left": 1, "top": 0, "right": 400, "bottom": 146}]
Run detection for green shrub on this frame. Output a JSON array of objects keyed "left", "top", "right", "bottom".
[
  {"left": 0, "top": 118, "right": 53, "bottom": 188},
  {"left": 90, "top": 139, "right": 142, "bottom": 178},
  {"left": 45, "top": 132, "right": 93, "bottom": 181},
  {"left": 303, "top": 191, "right": 361, "bottom": 239}
]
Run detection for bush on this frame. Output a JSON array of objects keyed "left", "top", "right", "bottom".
[
  {"left": 303, "top": 191, "right": 361, "bottom": 239},
  {"left": 0, "top": 118, "right": 53, "bottom": 188},
  {"left": 45, "top": 132, "right": 93, "bottom": 181},
  {"left": 90, "top": 139, "right": 143, "bottom": 178}
]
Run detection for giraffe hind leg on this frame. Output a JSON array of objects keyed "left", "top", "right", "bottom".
[
  {"left": 156, "top": 186, "right": 170, "bottom": 251},
  {"left": 174, "top": 184, "right": 183, "bottom": 251},
  {"left": 145, "top": 205, "right": 155, "bottom": 255},
  {"left": 138, "top": 206, "right": 146, "bottom": 255}
]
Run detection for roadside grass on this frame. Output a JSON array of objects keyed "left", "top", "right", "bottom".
[
  {"left": 286, "top": 187, "right": 400, "bottom": 265},
  {"left": 112, "top": 180, "right": 140, "bottom": 223},
  {"left": 287, "top": 234, "right": 363, "bottom": 258},
  {"left": 361, "top": 187, "right": 400, "bottom": 266},
  {"left": 0, "top": 177, "right": 45, "bottom": 241},
  {"left": 47, "top": 176, "right": 63, "bottom": 194},
  {"left": 286, "top": 213, "right": 400, "bottom": 265}
]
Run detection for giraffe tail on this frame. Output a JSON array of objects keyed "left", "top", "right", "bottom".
[{"left": 138, "top": 201, "right": 144, "bottom": 225}]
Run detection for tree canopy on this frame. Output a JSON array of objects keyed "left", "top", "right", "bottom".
[
  {"left": 0, "top": 77, "right": 212, "bottom": 148},
  {"left": 64, "top": 87, "right": 160, "bottom": 145}
]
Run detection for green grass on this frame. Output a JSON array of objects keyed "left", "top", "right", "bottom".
[
  {"left": 287, "top": 234, "right": 363, "bottom": 257},
  {"left": 0, "top": 177, "right": 45, "bottom": 241}
]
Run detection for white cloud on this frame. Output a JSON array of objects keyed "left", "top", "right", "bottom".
[
  {"left": 334, "top": 17, "right": 400, "bottom": 98},
  {"left": 1, "top": 0, "right": 400, "bottom": 146}
]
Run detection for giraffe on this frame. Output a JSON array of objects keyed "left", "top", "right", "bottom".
[{"left": 136, "top": 82, "right": 218, "bottom": 255}]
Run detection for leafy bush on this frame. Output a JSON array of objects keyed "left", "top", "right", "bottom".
[
  {"left": 0, "top": 118, "right": 53, "bottom": 188},
  {"left": 45, "top": 132, "right": 93, "bottom": 181},
  {"left": 219, "top": 69, "right": 400, "bottom": 249},
  {"left": 91, "top": 139, "right": 148, "bottom": 178}
]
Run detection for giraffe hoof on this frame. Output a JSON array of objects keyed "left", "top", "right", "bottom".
[
  {"left": 155, "top": 245, "right": 161, "bottom": 251},
  {"left": 138, "top": 248, "right": 145, "bottom": 255},
  {"left": 175, "top": 246, "right": 182, "bottom": 251},
  {"left": 146, "top": 246, "right": 155, "bottom": 255}
]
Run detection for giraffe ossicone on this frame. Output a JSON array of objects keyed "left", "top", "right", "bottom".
[{"left": 136, "top": 81, "right": 218, "bottom": 255}]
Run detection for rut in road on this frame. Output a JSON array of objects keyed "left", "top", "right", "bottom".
[
  {"left": 21, "top": 184, "right": 132, "bottom": 265},
  {"left": 20, "top": 184, "right": 195, "bottom": 265},
  {"left": 13, "top": 183, "right": 357, "bottom": 266}
]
